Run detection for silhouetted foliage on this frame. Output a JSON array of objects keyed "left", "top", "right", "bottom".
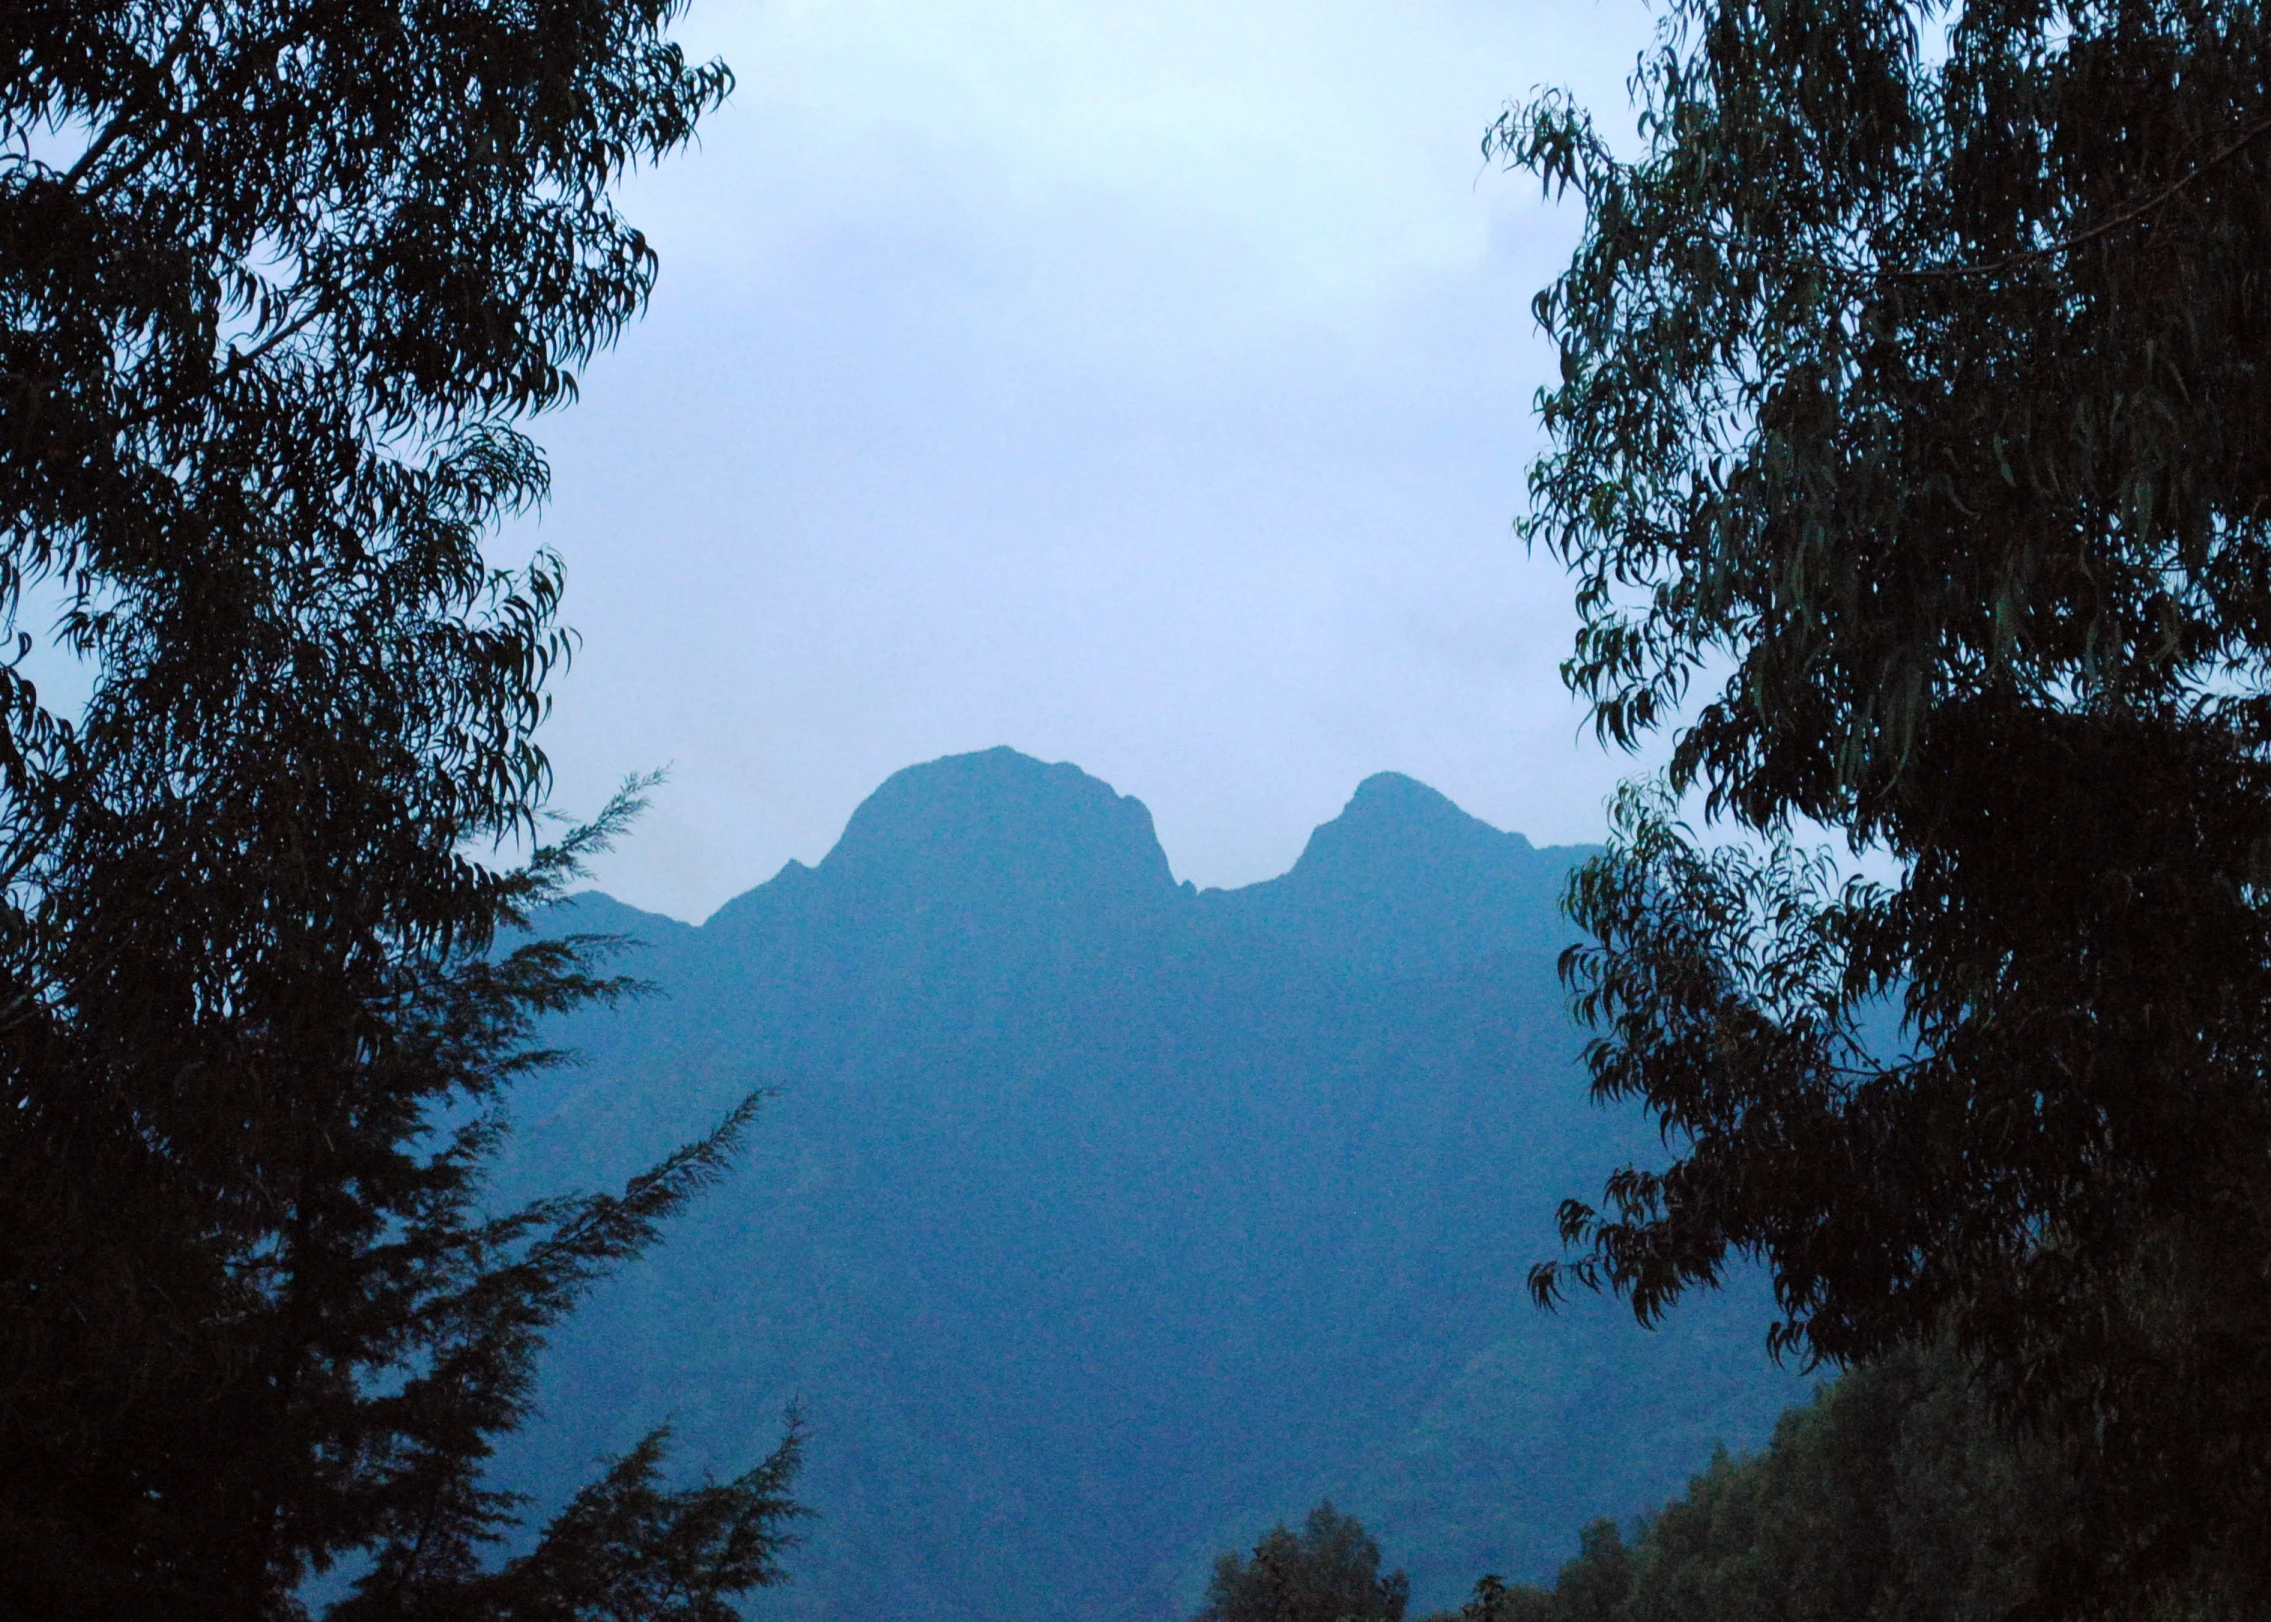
[
  {"left": 0, "top": 1, "right": 801, "bottom": 1617},
  {"left": 335, "top": 1419, "right": 806, "bottom": 1622},
  {"left": 1442, "top": 1346, "right": 2128, "bottom": 1622},
  {"left": 1199, "top": 1501, "right": 1411, "bottom": 1622},
  {"left": 1438, "top": 1574, "right": 1555, "bottom": 1622},
  {"left": 1494, "top": 0, "right": 2271, "bottom": 1609}
]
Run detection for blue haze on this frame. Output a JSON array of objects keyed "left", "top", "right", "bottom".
[{"left": 491, "top": 747, "right": 1804, "bottom": 1619}]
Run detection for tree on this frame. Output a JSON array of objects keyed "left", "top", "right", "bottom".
[
  {"left": 1493, "top": 0, "right": 2271, "bottom": 1610},
  {"left": 0, "top": 2, "right": 801, "bottom": 1617},
  {"left": 1439, "top": 1574, "right": 1557, "bottom": 1622},
  {"left": 1198, "top": 1501, "right": 1411, "bottom": 1622},
  {"left": 1452, "top": 1345, "right": 2096, "bottom": 1622}
]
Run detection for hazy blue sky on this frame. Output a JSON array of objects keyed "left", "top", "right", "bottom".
[{"left": 524, "top": 0, "right": 1659, "bottom": 921}]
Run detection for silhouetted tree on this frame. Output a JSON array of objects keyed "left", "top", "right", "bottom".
[
  {"left": 0, "top": 1, "right": 801, "bottom": 1617},
  {"left": 1439, "top": 1346, "right": 2150, "bottom": 1622},
  {"left": 1199, "top": 1501, "right": 1411, "bottom": 1622},
  {"left": 1437, "top": 1574, "right": 1555, "bottom": 1622},
  {"left": 1496, "top": 0, "right": 2271, "bottom": 1609}
]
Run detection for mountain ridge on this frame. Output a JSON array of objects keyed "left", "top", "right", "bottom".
[
  {"left": 499, "top": 748, "right": 1799, "bottom": 1622},
  {"left": 572, "top": 748, "right": 1594, "bottom": 984}
]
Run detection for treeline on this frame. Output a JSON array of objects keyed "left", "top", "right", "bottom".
[
  {"left": 1206, "top": 1344, "right": 2242, "bottom": 1622},
  {"left": 1452, "top": 1345, "right": 2067, "bottom": 1622}
]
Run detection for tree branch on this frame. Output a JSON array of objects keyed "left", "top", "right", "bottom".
[
  {"left": 1894, "top": 109, "right": 2271, "bottom": 282},
  {"left": 59, "top": 3, "right": 210, "bottom": 193}
]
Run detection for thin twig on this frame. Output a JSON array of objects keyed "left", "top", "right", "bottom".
[
  {"left": 1892, "top": 109, "right": 2271, "bottom": 282},
  {"left": 106, "top": 289, "right": 340, "bottom": 438},
  {"left": 60, "top": 3, "right": 210, "bottom": 192}
]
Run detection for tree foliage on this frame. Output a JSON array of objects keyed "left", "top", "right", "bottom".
[
  {"left": 1450, "top": 1346, "right": 2111, "bottom": 1622},
  {"left": 1494, "top": 0, "right": 2271, "bottom": 1608},
  {"left": 1198, "top": 1501, "right": 1412, "bottom": 1622},
  {"left": 0, "top": 2, "right": 800, "bottom": 1617}
]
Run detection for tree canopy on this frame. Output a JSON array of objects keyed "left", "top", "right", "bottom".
[
  {"left": 0, "top": 1, "right": 800, "bottom": 1616},
  {"left": 1198, "top": 1501, "right": 1412, "bottom": 1622},
  {"left": 1452, "top": 1345, "right": 2107, "bottom": 1622},
  {"left": 1496, "top": 0, "right": 2271, "bottom": 1609}
]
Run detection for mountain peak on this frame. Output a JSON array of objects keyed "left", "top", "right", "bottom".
[
  {"left": 1289, "top": 772, "right": 1532, "bottom": 892},
  {"left": 818, "top": 747, "right": 1175, "bottom": 915},
  {"left": 1207, "top": 773, "right": 1562, "bottom": 980}
]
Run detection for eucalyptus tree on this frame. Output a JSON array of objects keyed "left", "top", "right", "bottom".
[
  {"left": 0, "top": 3, "right": 799, "bottom": 1617},
  {"left": 1497, "top": 0, "right": 2271, "bottom": 1610}
]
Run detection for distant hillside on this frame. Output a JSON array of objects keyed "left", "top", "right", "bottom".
[{"left": 489, "top": 748, "right": 1804, "bottom": 1621}]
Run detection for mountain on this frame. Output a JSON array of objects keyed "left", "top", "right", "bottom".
[{"left": 489, "top": 748, "right": 1804, "bottom": 1620}]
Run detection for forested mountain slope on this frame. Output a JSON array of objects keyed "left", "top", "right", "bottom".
[{"left": 490, "top": 748, "right": 1803, "bottom": 1619}]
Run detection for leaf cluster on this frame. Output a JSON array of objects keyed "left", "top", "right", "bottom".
[{"left": 1497, "top": 0, "right": 2271, "bottom": 1609}]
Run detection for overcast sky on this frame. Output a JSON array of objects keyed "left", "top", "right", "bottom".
[{"left": 524, "top": 0, "right": 1659, "bottom": 922}]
